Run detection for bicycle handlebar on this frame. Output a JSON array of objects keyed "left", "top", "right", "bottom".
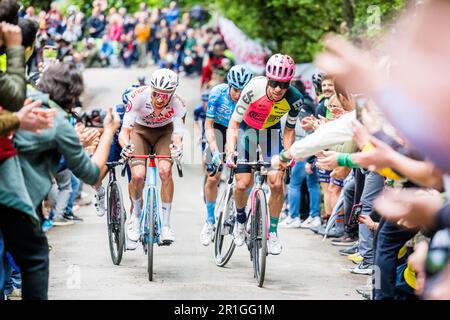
[{"left": 125, "top": 154, "right": 184, "bottom": 178}]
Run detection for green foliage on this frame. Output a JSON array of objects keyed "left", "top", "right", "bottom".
[{"left": 215, "top": 0, "right": 407, "bottom": 62}]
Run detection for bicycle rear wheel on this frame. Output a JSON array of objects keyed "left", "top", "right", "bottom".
[
  {"left": 251, "top": 189, "right": 268, "bottom": 287},
  {"left": 214, "top": 187, "right": 236, "bottom": 267},
  {"left": 107, "top": 182, "right": 126, "bottom": 265},
  {"left": 147, "top": 188, "right": 156, "bottom": 281}
]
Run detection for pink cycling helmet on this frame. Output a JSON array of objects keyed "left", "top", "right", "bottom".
[{"left": 265, "top": 53, "right": 296, "bottom": 82}]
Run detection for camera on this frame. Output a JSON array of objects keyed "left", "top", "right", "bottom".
[{"left": 73, "top": 108, "right": 105, "bottom": 128}]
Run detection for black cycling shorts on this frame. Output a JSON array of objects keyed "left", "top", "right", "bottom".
[{"left": 235, "top": 121, "right": 282, "bottom": 174}]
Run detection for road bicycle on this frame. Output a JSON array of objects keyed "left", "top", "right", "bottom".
[
  {"left": 216, "top": 148, "right": 291, "bottom": 287},
  {"left": 125, "top": 152, "right": 183, "bottom": 281},
  {"left": 105, "top": 160, "right": 128, "bottom": 265},
  {"left": 213, "top": 159, "right": 236, "bottom": 267}
]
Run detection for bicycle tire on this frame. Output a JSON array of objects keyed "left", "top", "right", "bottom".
[
  {"left": 107, "top": 182, "right": 125, "bottom": 265},
  {"left": 214, "top": 187, "right": 236, "bottom": 267},
  {"left": 147, "top": 188, "right": 156, "bottom": 281},
  {"left": 251, "top": 189, "right": 268, "bottom": 287}
]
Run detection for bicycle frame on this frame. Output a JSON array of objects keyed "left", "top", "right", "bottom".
[
  {"left": 141, "top": 157, "right": 162, "bottom": 244},
  {"left": 130, "top": 154, "right": 182, "bottom": 246},
  {"left": 249, "top": 169, "right": 269, "bottom": 241}
]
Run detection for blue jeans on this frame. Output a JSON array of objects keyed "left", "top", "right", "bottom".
[
  {"left": 288, "top": 161, "right": 320, "bottom": 219},
  {"left": 66, "top": 174, "right": 81, "bottom": 215},
  {"left": 359, "top": 172, "right": 385, "bottom": 264},
  {"left": 3, "top": 252, "right": 21, "bottom": 295}
]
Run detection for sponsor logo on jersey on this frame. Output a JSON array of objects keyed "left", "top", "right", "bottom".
[
  {"left": 248, "top": 111, "right": 267, "bottom": 122},
  {"left": 126, "top": 101, "right": 132, "bottom": 113},
  {"left": 142, "top": 108, "right": 175, "bottom": 125},
  {"left": 130, "top": 86, "right": 147, "bottom": 99},
  {"left": 242, "top": 90, "right": 254, "bottom": 104},
  {"left": 292, "top": 99, "right": 303, "bottom": 111}
]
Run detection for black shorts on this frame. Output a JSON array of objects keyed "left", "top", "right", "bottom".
[
  {"left": 204, "top": 122, "right": 227, "bottom": 165},
  {"left": 235, "top": 121, "right": 282, "bottom": 174}
]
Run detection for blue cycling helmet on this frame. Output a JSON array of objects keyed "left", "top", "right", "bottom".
[
  {"left": 226, "top": 65, "right": 253, "bottom": 90},
  {"left": 121, "top": 84, "right": 140, "bottom": 105},
  {"left": 201, "top": 91, "right": 210, "bottom": 102}
]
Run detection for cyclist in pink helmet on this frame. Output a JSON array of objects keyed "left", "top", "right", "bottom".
[
  {"left": 266, "top": 53, "right": 296, "bottom": 82},
  {"left": 225, "top": 53, "right": 312, "bottom": 255}
]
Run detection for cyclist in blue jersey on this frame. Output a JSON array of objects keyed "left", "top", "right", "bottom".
[
  {"left": 200, "top": 65, "right": 253, "bottom": 246},
  {"left": 93, "top": 85, "right": 138, "bottom": 248},
  {"left": 194, "top": 91, "right": 209, "bottom": 153}
]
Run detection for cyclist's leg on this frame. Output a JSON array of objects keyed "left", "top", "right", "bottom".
[
  {"left": 129, "top": 124, "right": 150, "bottom": 217},
  {"left": 204, "top": 123, "right": 227, "bottom": 224},
  {"left": 154, "top": 123, "right": 175, "bottom": 230},
  {"left": 262, "top": 125, "right": 284, "bottom": 234},
  {"left": 234, "top": 122, "right": 255, "bottom": 223}
]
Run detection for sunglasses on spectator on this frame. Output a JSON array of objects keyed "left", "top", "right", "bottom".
[
  {"left": 268, "top": 80, "right": 290, "bottom": 89},
  {"left": 152, "top": 91, "right": 172, "bottom": 101}
]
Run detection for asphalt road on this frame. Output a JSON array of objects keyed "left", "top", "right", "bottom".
[{"left": 47, "top": 66, "right": 366, "bottom": 300}]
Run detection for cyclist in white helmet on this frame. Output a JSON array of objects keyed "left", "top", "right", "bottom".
[{"left": 118, "top": 68, "right": 187, "bottom": 246}]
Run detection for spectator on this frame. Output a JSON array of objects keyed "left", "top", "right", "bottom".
[
  {"left": 165, "top": 1, "right": 180, "bottom": 26},
  {"left": 99, "top": 34, "right": 114, "bottom": 67},
  {"left": 82, "top": 38, "right": 101, "bottom": 68},
  {"left": 87, "top": 6, "right": 106, "bottom": 39},
  {"left": 134, "top": 16, "right": 150, "bottom": 68},
  {"left": 4, "top": 62, "right": 119, "bottom": 299}
]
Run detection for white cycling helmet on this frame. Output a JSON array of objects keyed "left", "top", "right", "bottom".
[{"left": 150, "top": 68, "right": 179, "bottom": 92}]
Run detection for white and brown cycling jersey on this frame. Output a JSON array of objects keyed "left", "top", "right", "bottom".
[{"left": 122, "top": 86, "right": 187, "bottom": 135}]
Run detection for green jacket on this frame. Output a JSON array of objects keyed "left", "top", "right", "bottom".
[
  {"left": 0, "top": 47, "right": 26, "bottom": 111},
  {"left": 0, "top": 110, "right": 20, "bottom": 136},
  {"left": 0, "top": 88, "right": 100, "bottom": 222}
]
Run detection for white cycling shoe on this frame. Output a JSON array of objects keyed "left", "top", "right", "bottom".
[
  {"left": 233, "top": 222, "right": 246, "bottom": 247},
  {"left": 268, "top": 232, "right": 282, "bottom": 255},
  {"left": 127, "top": 215, "right": 141, "bottom": 242},
  {"left": 125, "top": 237, "right": 139, "bottom": 251},
  {"left": 94, "top": 189, "right": 106, "bottom": 217},
  {"left": 200, "top": 222, "right": 215, "bottom": 246},
  {"left": 161, "top": 226, "right": 175, "bottom": 242}
]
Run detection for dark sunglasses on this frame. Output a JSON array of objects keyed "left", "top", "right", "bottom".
[{"left": 268, "top": 80, "right": 290, "bottom": 89}]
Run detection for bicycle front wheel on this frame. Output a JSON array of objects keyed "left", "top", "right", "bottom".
[
  {"left": 214, "top": 187, "right": 236, "bottom": 267},
  {"left": 107, "top": 182, "right": 126, "bottom": 265},
  {"left": 251, "top": 189, "right": 268, "bottom": 287},
  {"left": 147, "top": 188, "right": 156, "bottom": 281}
]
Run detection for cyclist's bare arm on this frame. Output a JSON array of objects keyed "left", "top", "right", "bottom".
[
  {"left": 205, "top": 118, "right": 219, "bottom": 153},
  {"left": 172, "top": 110, "right": 186, "bottom": 149},
  {"left": 118, "top": 127, "right": 132, "bottom": 149},
  {"left": 282, "top": 126, "right": 296, "bottom": 150},
  {"left": 194, "top": 120, "right": 202, "bottom": 143},
  {"left": 226, "top": 118, "right": 240, "bottom": 154}
]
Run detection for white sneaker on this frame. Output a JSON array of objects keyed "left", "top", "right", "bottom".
[
  {"left": 233, "top": 222, "right": 246, "bottom": 247},
  {"left": 127, "top": 215, "right": 141, "bottom": 242},
  {"left": 268, "top": 232, "right": 282, "bottom": 255},
  {"left": 279, "top": 216, "right": 301, "bottom": 228},
  {"left": 125, "top": 237, "right": 138, "bottom": 251},
  {"left": 200, "top": 222, "right": 214, "bottom": 246},
  {"left": 309, "top": 216, "right": 322, "bottom": 229},
  {"left": 161, "top": 226, "right": 175, "bottom": 242},
  {"left": 300, "top": 216, "right": 314, "bottom": 229},
  {"left": 94, "top": 191, "right": 106, "bottom": 217}
]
